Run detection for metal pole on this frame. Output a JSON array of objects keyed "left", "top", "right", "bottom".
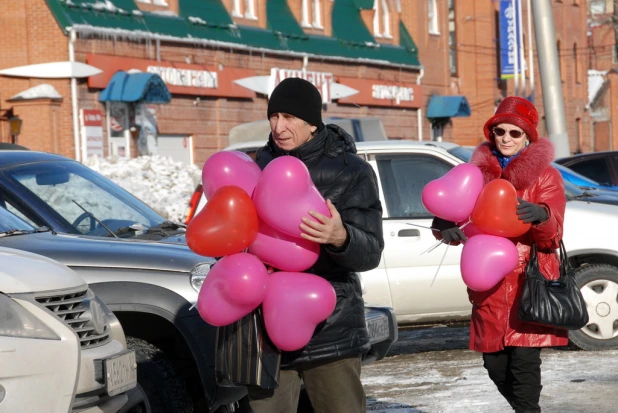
[
  {"left": 527, "top": 0, "right": 535, "bottom": 102},
  {"left": 531, "top": 0, "right": 570, "bottom": 158},
  {"left": 517, "top": 0, "right": 526, "bottom": 97},
  {"left": 512, "top": 0, "right": 519, "bottom": 96},
  {"left": 68, "top": 28, "right": 81, "bottom": 162}
]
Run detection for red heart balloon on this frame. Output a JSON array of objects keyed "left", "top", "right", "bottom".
[
  {"left": 470, "top": 179, "right": 531, "bottom": 238},
  {"left": 186, "top": 185, "right": 259, "bottom": 257}
]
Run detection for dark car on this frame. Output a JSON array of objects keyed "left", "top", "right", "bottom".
[
  {"left": 555, "top": 150, "right": 618, "bottom": 188},
  {"left": 449, "top": 146, "right": 618, "bottom": 192},
  {"left": 564, "top": 180, "right": 618, "bottom": 206},
  {"left": 0, "top": 149, "right": 186, "bottom": 242}
]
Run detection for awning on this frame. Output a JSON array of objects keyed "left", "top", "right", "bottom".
[
  {"left": 98, "top": 71, "right": 171, "bottom": 103},
  {"left": 426, "top": 95, "right": 471, "bottom": 119}
]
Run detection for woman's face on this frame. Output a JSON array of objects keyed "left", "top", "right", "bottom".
[{"left": 492, "top": 123, "right": 528, "bottom": 157}]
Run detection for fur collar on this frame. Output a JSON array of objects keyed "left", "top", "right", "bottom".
[{"left": 470, "top": 139, "right": 555, "bottom": 190}]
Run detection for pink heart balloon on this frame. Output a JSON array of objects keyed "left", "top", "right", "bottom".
[
  {"left": 253, "top": 156, "right": 331, "bottom": 237},
  {"left": 460, "top": 234, "right": 519, "bottom": 292},
  {"left": 197, "top": 253, "right": 269, "bottom": 326},
  {"left": 262, "top": 272, "right": 336, "bottom": 351},
  {"left": 202, "top": 151, "right": 262, "bottom": 199},
  {"left": 248, "top": 218, "right": 320, "bottom": 272},
  {"left": 421, "top": 163, "right": 484, "bottom": 222}
]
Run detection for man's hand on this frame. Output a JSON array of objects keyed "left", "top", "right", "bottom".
[
  {"left": 516, "top": 197, "right": 549, "bottom": 224},
  {"left": 300, "top": 199, "right": 347, "bottom": 248}
]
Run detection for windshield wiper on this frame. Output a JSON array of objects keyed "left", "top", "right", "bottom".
[
  {"left": 148, "top": 221, "right": 186, "bottom": 231},
  {"left": 0, "top": 229, "right": 31, "bottom": 237},
  {"left": 72, "top": 200, "right": 118, "bottom": 238}
]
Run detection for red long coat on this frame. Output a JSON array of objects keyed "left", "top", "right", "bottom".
[{"left": 467, "top": 139, "right": 568, "bottom": 353}]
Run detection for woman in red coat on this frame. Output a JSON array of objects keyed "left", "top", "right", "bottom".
[{"left": 434, "top": 96, "right": 567, "bottom": 413}]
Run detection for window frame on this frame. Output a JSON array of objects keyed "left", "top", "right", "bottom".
[{"left": 428, "top": 0, "right": 440, "bottom": 35}]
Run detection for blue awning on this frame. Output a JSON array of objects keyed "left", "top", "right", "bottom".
[
  {"left": 426, "top": 95, "right": 471, "bottom": 119},
  {"left": 98, "top": 71, "right": 171, "bottom": 103}
]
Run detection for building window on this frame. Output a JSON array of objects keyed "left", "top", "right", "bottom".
[
  {"left": 373, "top": 0, "right": 392, "bottom": 38},
  {"left": 312, "top": 0, "right": 323, "bottom": 28},
  {"left": 232, "top": 0, "right": 257, "bottom": 19},
  {"left": 589, "top": 0, "right": 606, "bottom": 14},
  {"left": 448, "top": 0, "right": 456, "bottom": 75},
  {"left": 573, "top": 43, "right": 581, "bottom": 84},
  {"left": 557, "top": 40, "right": 565, "bottom": 82},
  {"left": 301, "top": 0, "right": 323, "bottom": 29},
  {"left": 428, "top": 0, "right": 439, "bottom": 34},
  {"left": 245, "top": 0, "right": 257, "bottom": 19},
  {"left": 232, "top": 0, "right": 242, "bottom": 17}
]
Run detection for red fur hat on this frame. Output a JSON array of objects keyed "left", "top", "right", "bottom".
[{"left": 483, "top": 96, "right": 539, "bottom": 143}]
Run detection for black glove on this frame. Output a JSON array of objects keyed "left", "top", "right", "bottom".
[
  {"left": 433, "top": 217, "right": 468, "bottom": 244},
  {"left": 516, "top": 197, "right": 549, "bottom": 224}
]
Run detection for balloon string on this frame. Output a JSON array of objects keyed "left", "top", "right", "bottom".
[{"left": 430, "top": 244, "right": 449, "bottom": 287}]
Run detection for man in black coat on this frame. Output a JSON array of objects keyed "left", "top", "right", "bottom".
[{"left": 248, "top": 77, "right": 385, "bottom": 413}]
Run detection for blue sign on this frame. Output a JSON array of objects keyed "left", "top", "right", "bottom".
[{"left": 499, "top": 0, "right": 522, "bottom": 79}]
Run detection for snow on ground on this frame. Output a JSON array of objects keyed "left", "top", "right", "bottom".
[{"left": 84, "top": 155, "right": 201, "bottom": 222}]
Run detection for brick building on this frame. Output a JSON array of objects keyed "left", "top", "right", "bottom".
[
  {"left": 0, "top": 0, "right": 590, "bottom": 166},
  {"left": 587, "top": 0, "right": 618, "bottom": 152}
]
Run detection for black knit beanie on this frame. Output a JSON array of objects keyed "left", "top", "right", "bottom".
[{"left": 267, "top": 77, "right": 323, "bottom": 127}]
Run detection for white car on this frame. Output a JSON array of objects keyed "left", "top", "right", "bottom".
[
  {"left": 186, "top": 138, "right": 618, "bottom": 351},
  {"left": 0, "top": 246, "right": 136, "bottom": 413}
]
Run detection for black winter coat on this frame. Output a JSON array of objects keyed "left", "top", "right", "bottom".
[{"left": 255, "top": 124, "right": 384, "bottom": 366}]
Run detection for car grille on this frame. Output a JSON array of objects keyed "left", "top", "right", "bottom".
[{"left": 35, "top": 288, "right": 111, "bottom": 349}]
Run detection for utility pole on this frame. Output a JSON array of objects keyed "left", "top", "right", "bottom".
[{"left": 531, "top": 0, "right": 571, "bottom": 158}]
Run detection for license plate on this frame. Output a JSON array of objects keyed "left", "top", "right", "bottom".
[
  {"left": 366, "top": 316, "right": 390, "bottom": 344},
  {"left": 104, "top": 350, "right": 137, "bottom": 397}
]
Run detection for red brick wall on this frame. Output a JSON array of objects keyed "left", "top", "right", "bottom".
[{"left": 0, "top": 0, "right": 591, "bottom": 164}]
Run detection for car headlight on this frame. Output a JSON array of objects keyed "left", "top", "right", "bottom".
[
  {"left": 190, "top": 262, "right": 213, "bottom": 292},
  {"left": 0, "top": 294, "right": 60, "bottom": 340}
]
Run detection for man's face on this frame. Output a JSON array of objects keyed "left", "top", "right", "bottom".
[{"left": 269, "top": 112, "right": 317, "bottom": 151}]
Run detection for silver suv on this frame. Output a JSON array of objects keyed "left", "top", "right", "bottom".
[{"left": 0, "top": 246, "right": 135, "bottom": 413}]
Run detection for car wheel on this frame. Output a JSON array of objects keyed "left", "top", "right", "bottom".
[
  {"left": 569, "top": 264, "right": 618, "bottom": 350},
  {"left": 125, "top": 336, "right": 193, "bottom": 413}
]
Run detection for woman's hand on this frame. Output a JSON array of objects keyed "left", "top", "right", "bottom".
[{"left": 516, "top": 197, "right": 549, "bottom": 224}]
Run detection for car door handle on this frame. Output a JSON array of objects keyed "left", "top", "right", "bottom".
[{"left": 397, "top": 229, "right": 420, "bottom": 237}]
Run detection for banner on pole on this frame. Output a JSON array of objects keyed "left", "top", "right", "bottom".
[{"left": 499, "top": 0, "right": 523, "bottom": 79}]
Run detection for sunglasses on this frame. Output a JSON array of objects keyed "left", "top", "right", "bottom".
[{"left": 493, "top": 127, "right": 525, "bottom": 139}]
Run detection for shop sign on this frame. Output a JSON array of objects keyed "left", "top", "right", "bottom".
[
  {"left": 269, "top": 68, "right": 333, "bottom": 103},
  {"left": 87, "top": 54, "right": 255, "bottom": 98},
  {"left": 336, "top": 77, "right": 423, "bottom": 108},
  {"left": 80, "top": 109, "right": 104, "bottom": 159}
]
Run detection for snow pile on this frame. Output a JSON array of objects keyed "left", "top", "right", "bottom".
[{"left": 85, "top": 155, "right": 201, "bottom": 222}]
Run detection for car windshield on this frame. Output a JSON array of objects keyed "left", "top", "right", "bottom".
[
  {"left": 0, "top": 205, "right": 35, "bottom": 233},
  {"left": 551, "top": 162, "right": 605, "bottom": 187},
  {"left": 0, "top": 160, "right": 166, "bottom": 237},
  {"left": 447, "top": 146, "right": 473, "bottom": 162}
]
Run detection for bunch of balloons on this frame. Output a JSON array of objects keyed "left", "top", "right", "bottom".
[
  {"left": 421, "top": 164, "right": 530, "bottom": 292},
  {"left": 186, "top": 151, "right": 337, "bottom": 351}
]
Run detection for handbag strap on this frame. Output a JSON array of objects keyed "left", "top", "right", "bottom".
[
  {"left": 527, "top": 240, "right": 572, "bottom": 280},
  {"left": 558, "top": 239, "right": 573, "bottom": 279}
]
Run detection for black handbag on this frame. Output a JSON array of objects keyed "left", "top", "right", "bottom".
[
  {"left": 214, "top": 307, "right": 281, "bottom": 390},
  {"left": 518, "top": 240, "right": 589, "bottom": 330}
]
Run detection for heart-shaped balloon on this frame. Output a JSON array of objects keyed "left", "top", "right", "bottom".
[
  {"left": 421, "top": 163, "right": 484, "bottom": 222},
  {"left": 202, "top": 151, "right": 262, "bottom": 199},
  {"left": 253, "top": 156, "right": 331, "bottom": 237},
  {"left": 262, "top": 272, "right": 336, "bottom": 351},
  {"left": 186, "top": 185, "right": 259, "bottom": 257},
  {"left": 248, "top": 219, "right": 320, "bottom": 272},
  {"left": 460, "top": 234, "right": 519, "bottom": 292},
  {"left": 197, "top": 253, "right": 269, "bottom": 326},
  {"left": 470, "top": 179, "right": 531, "bottom": 238}
]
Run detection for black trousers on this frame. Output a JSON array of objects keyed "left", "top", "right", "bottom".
[{"left": 483, "top": 347, "right": 542, "bottom": 413}]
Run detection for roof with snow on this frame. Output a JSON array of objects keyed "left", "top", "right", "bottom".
[{"left": 45, "top": 0, "right": 420, "bottom": 68}]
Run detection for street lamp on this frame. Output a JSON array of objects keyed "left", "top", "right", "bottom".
[{"left": 8, "top": 115, "right": 22, "bottom": 143}]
